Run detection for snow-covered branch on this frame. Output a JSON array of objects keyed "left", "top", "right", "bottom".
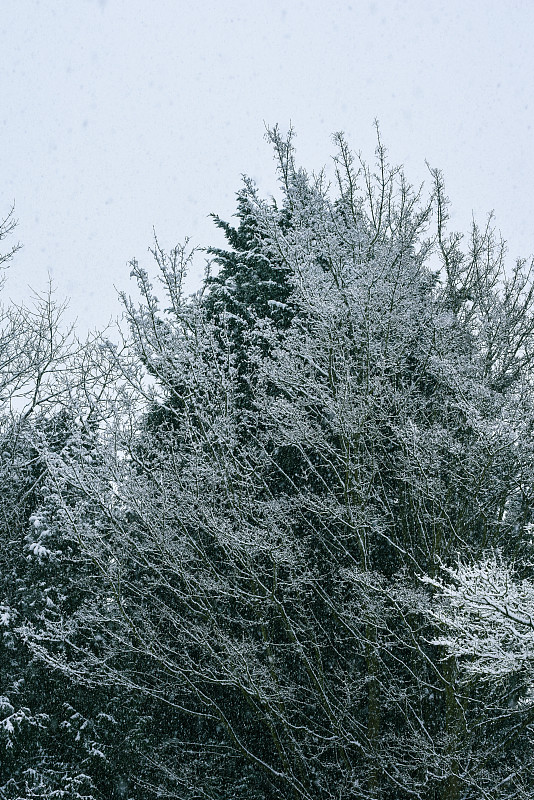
[{"left": 424, "top": 555, "right": 534, "bottom": 679}]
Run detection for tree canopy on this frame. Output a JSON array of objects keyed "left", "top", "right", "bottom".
[{"left": 3, "top": 129, "right": 534, "bottom": 800}]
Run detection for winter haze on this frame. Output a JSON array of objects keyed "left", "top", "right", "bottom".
[{"left": 1, "top": 0, "right": 533, "bottom": 330}]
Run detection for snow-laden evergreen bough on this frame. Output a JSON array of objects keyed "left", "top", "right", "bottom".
[{"left": 17, "top": 128, "right": 534, "bottom": 800}]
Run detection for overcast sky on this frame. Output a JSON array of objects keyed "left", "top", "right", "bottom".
[{"left": 1, "top": 0, "right": 533, "bottom": 331}]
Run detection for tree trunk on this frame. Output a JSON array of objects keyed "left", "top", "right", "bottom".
[
  {"left": 366, "top": 623, "right": 381, "bottom": 797},
  {"left": 442, "top": 657, "right": 461, "bottom": 800}
]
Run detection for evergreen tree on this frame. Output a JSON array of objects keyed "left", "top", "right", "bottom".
[{"left": 0, "top": 411, "right": 143, "bottom": 800}]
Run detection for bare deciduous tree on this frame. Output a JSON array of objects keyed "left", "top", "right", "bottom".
[{"left": 21, "top": 132, "right": 534, "bottom": 800}]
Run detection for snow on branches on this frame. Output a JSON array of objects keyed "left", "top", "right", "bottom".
[{"left": 424, "top": 554, "right": 534, "bottom": 681}]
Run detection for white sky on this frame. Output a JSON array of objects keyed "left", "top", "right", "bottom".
[{"left": 1, "top": 0, "right": 533, "bottom": 331}]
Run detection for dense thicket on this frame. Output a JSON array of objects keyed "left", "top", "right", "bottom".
[{"left": 3, "top": 130, "right": 534, "bottom": 800}]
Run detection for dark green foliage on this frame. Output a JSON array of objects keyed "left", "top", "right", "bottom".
[
  {"left": 204, "top": 189, "right": 294, "bottom": 409},
  {"left": 0, "top": 414, "right": 144, "bottom": 800}
]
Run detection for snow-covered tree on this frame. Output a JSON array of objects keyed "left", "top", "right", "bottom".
[
  {"left": 0, "top": 208, "right": 142, "bottom": 799},
  {"left": 22, "top": 130, "right": 534, "bottom": 800}
]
